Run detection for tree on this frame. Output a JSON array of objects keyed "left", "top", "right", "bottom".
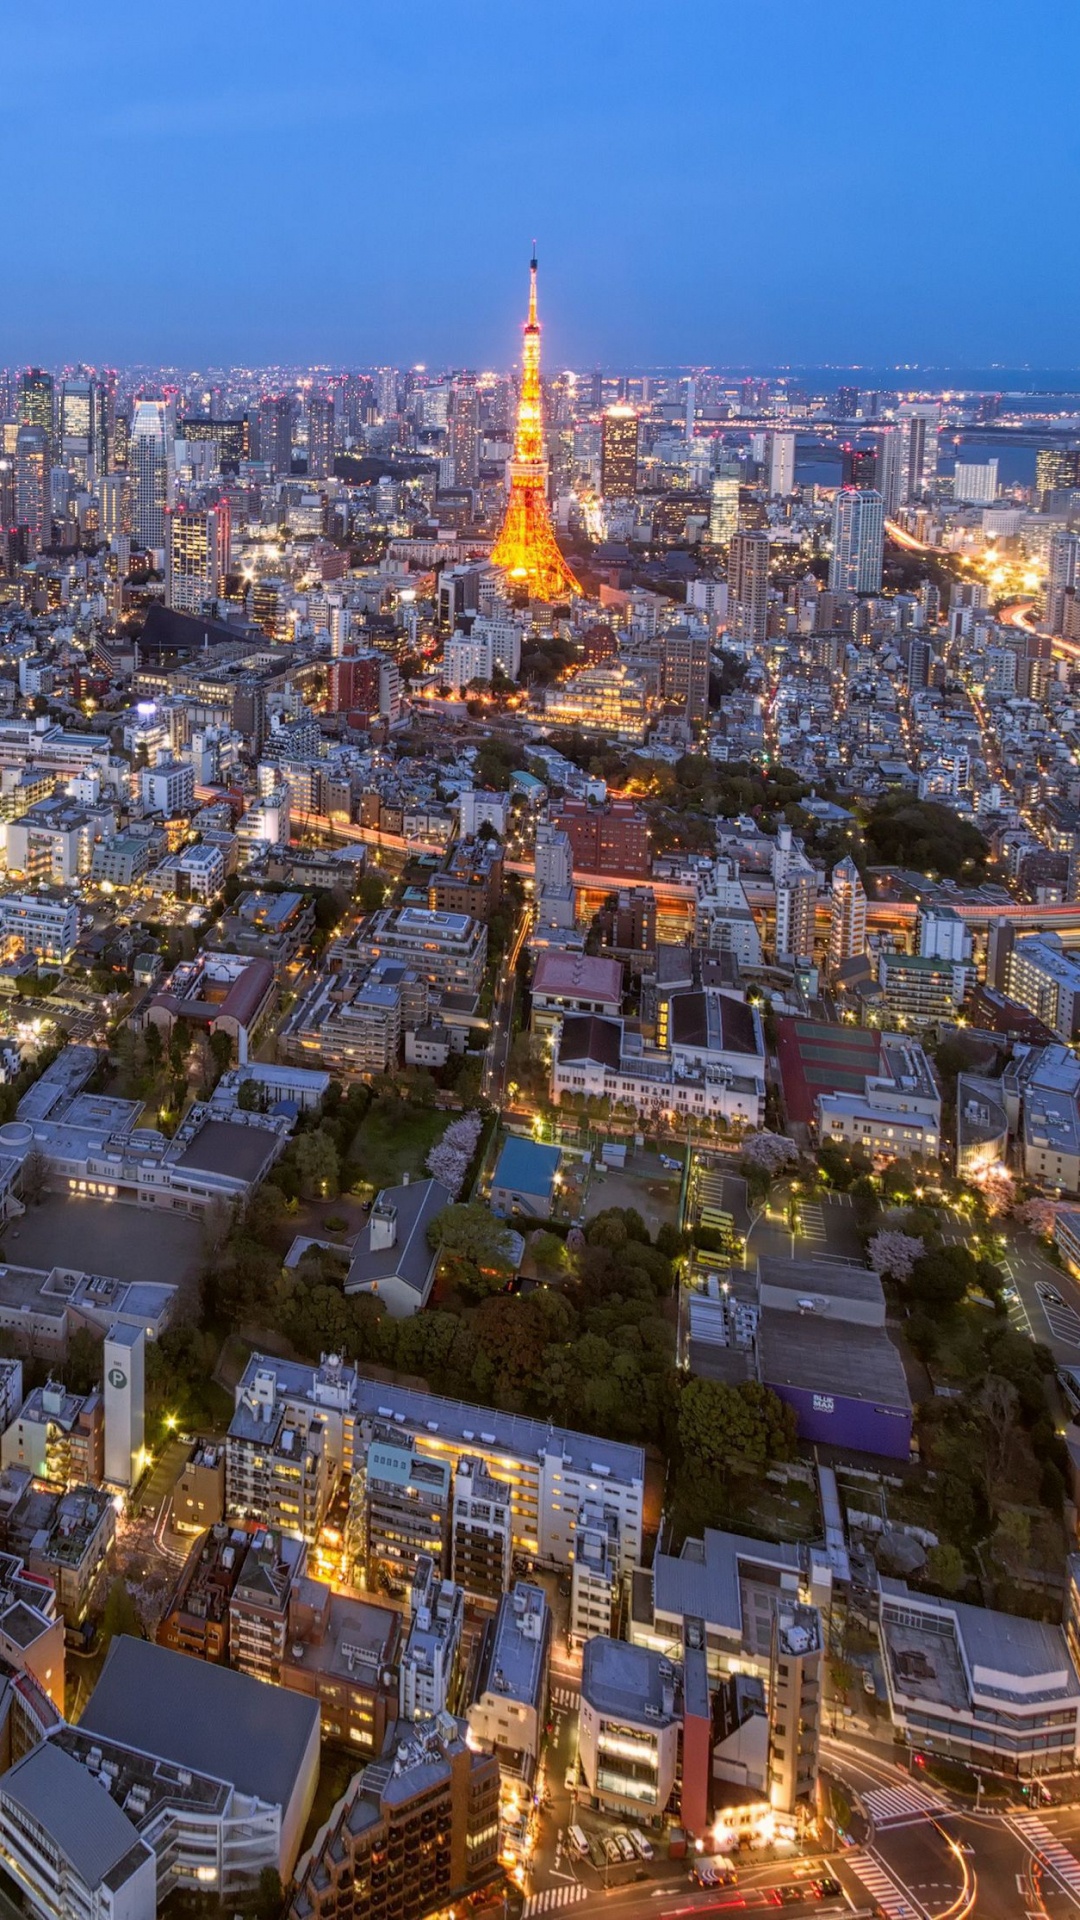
[
  {"left": 359, "top": 871, "right": 388, "bottom": 912},
  {"left": 530, "top": 1230, "right": 567, "bottom": 1276},
  {"left": 863, "top": 795, "right": 988, "bottom": 883},
  {"left": 426, "top": 1111, "right": 483, "bottom": 1197},
  {"left": 428, "top": 1201, "right": 515, "bottom": 1296},
  {"left": 292, "top": 1129, "right": 341, "bottom": 1199},
  {"left": 907, "top": 1244, "right": 979, "bottom": 1312},
  {"left": 678, "top": 1376, "right": 797, "bottom": 1473},
  {"left": 209, "top": 1029, "right": 233, "bottom": 1079},
  {"left": 17, "top": 1146, "right": 52, "bottom": 1206},
  {"left": 867, "top": 1231, "right": 924, "bottom": 1284},
  {"left": 925, "top": 1542, "right": 966, "bottom": 1595}
]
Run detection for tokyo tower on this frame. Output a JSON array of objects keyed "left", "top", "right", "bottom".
[{"left": 491, "top": 251, "right": 581, "bottom": 601}]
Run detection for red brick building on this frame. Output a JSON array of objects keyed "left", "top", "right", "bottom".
[{"left": 552, "top": 796, "right": 649, "bottom": 877}]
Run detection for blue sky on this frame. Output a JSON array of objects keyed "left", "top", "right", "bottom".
[{"left": 3, "top": 0, "right": 1078, "bottom": 368}]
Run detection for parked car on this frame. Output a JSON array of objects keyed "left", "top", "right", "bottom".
[
  {"left": 615, "top": 1834, "right": 635, "bottom": 1864},
  {"left": 628, "top": 1829, "right": 653, "bottom": 1861}
]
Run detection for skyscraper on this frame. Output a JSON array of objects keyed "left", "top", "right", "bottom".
[
  {"left": 165, "top": 501, "right": 231, "bottom": 614},
  {"left": 898, "top": 402, "right": 938, "bottom": 498},
  {"left": 708, "top": 471, "right": 740, "bottom": 545},
  {"left": 1046, "top": 530, "right": 1080, "bottom": 635},
  {"left": 828, "top": 855, "right": 867, "bottom": 975},
  {"left": 306, "top": 391, "right": 335, "bottom": 481},
  {"left": 130, "top": 399, "right": 173, "bottom": 551},
  {"left": 490, "top": 253, "right": 581, "bottom": 600},
  {"left": 766, "top": 430, "right": 796, "bottom": 498},
  {"left": 18, "top": 369, "right": 54, "bottom": 464},
  {"left": 600, "top": 405, "right": 639, "bottom": 497},
  {"left": 14, "top": 426, "right": 48, "bottom": 553},
  {"left": 1036, "top": 446, "right": 1080, "bottom": 507},
  {"left": 257, "top": 393, "right": 296, "bottom": 475},
  {"left": 872, "top": 425, "right": 904, "bottom": 517},
  {"left": 952, "top": 459, "right": 998, "bottom": 505},
  {"left": 728, "top": 529, "right": 770, "bottom": 645},
  {"left": 449, "top": 375, "right": 480, "bottom": 490},
  {"left": 829, "top": 488, "right": 884, "bottom": 594}
]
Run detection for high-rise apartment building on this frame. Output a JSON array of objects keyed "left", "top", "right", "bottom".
[
  {"left": 601, "top": 405, "right": 639, "bottom": 497},
  {"left": 829, "top": 488, "right": 884, "bottom": 594},
  {"left": 728, "top": 528, "right": 770, "bottom": 645},
  {"left": 1046, "top": 530, "right": 1080, "bottom": 635},
  {"left": 130, "top": 399, "right": 173, "bottom": 551},
  {"left": 766, "top": 430, "right": 796, "bottom": 498},
  {"left": 306, "top": 391, "right": 335, "bottom": 481},
  {"left": 767, "top": 1602, "right": 822, "bottom": 1814},
  {"left": 952, "top": 458, "right": 998, "bottom": 505},
  {"left": 709, "top": 470, "right": 740, "bottom": 544},
  {"left": 898, "top": 402, "right": 939, "bottom": 497},
  {"left": 872, "top": 425, "right": 905, "bottom": 517},
  {"left": 654, "top": 623, "right": 710, "bottom": 725},
  {"left": 257, "top": 392, "right": 297, "bottom": 474},
  {"left": 288, "top": 1716, "right": 500, "bottom": 1920},
  {"left": 1037, "top": 446, "right": 1080, "bottom": 506},
  {"left": 14, "top": 426, "right": 49, "bottom": 552},
  {"left": 827, "top": 855, "right": 867, "bottom": 975},
  {"left": 775, "top": 869, "right": 817, "bottom": 965},
  {"left": 165, "top": 500, "right": 231, "bottom": 614},
  {"left": 449, "top": 375, "right": 480, "bottom": 490}
]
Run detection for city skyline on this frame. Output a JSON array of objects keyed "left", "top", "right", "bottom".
[{"left": 1, "top": 0, "right": 1078, "bottom": 366}]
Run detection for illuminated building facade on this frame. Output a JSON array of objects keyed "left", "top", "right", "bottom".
[
  {"left": 166, "top": 500, "right": 231, "bottom": 614},
  {"left": 601, "top": 405, "right": 639, "bottom": 498},
  {"left": 491, "top": 255, "right": 581, "bottom": 600}
]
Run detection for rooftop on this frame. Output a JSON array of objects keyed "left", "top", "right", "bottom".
[
  {"left": 582, "top": 1635, "right": 679, "bottom": 1725},
  {"left": 0, "top": 1740, "right": 151, "bottom": 1891},
  {"left": 759, "top": 1310, "right": 912, "bottom": 1408},
  {"left": 492, "top": 1136, "right": 562, "bottom": 1199},
  {"left": 532, "top": 950, "right": 623, "bottom": 1004},
  {"left": 79, "top": 1634, "right": 319, "bottom": 1812}
]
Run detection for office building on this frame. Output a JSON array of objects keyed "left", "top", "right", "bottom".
[
  {"left": 306, "top": 390, "right": 335, "bottom": 480},
  {"left": 1037, "top": 446, "right": 1080, "bottom": 505},
  {"left": 569, "top": 1501, "right": 620, "bottom": 1647},
  {"left": 578, "top": 1637, "right": 680, "bottom": 1821},
  {"left": 165, "top": 500, "right": 230, "bottom": 613},
  {"left": 552, "top": 795, "right": 649, "bottom": 876},
  {"left": 130, "top": 399, "right": 172, "bottom": 550},
  {"left": 449, "top": 375, "right": 480, "bottom": 490},
  {"left": 601, "top": 405, "right": 639, "bottom": 497},
  {"left": 0, "top": 1742, "right": 157, "bottom": 1920},
  {"left": 18, "top": 368, "right": 54, "bottom": 458},
  {"left": 829, "top": 487, "right": 884, "bottom": 594},
  {"left": 827, "top": 854, "right": 867, "bottom": 974},
  {"left": 1046, "top": 529, "right": 1080, "bottom": 635},
  {"left": 654, "top": 622, "right": 710, "bottom": 725},
  {"left": 467, "top": 1582, "right": 551, "bottom": 1783},
  {"left": 78, "top": 1635, "right": 320, "bottom": 1883},
  {"left": 288, "top": 1715, "right": 501, "bottom": 1920},
  {"left": 400, "top": 1557, "right": 464, "bottom": 1721},
  {"left": 765, "top": 429, "right": 795, "bottom": 497},
  {"left": 543, "top": 663, "right": 649, "bottom": 741},
  {"left": 728, "top": 528, "right": 770, "bottom": 644},
  {"left": 952, "top": 458, "right": 998, "bottom": 504}
]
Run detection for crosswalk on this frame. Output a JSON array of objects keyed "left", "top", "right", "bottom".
[
  {"left": 1011, "top": 1811, "right": 1080, "bottom": 1899},
  {"left": 863, "top": 1781, "right": 946, "bottom": 1828},
  {"left": 523, "top": 1887, "right": 590, "bottom": 1915},
  {"left": 550, "top": 1684, "right": 579, "bottom": 1711},
  {"left": 1038, "top": 1294, "right": 1080, "bottom": 1348},
  {"left": 797, "top": 1202, "right": 827, "bottom": 1245},
  {"left": 845, "top": 1849, "right": 920, "bottom": 1918}
]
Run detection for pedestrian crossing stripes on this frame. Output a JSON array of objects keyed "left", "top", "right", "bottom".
[
  {"left": 1012, "top": 1811, "right": 1080, "bottom": 1898},
  {"left": 845, "top": 1850, "right": 919, "bottom": 1918},
  {"left": 550, "top": 1685, "right": 579, "bottom": 1710},
  {"left": 523, "top": 1887, "right": 590, "bottom": 1914},
  {"left": 797, "top": 1202, "right": 827, "bottom": 1243},
  {"left": 863, "top": 1781, "right": 946, "bottom": 1828},
  {"left": 1039, "top": 1296, "right": 1080, "bottom": 1349}
]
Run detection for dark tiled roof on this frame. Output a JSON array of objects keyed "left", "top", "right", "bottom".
[{"left": 557, "top": 1014, "right": 622, "bottom": 1070}]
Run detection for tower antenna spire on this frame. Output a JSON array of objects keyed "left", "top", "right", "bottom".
[{"left": 490, "top": 253, "right": 581, "bottom": 601}]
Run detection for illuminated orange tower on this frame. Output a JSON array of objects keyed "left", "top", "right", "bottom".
[{"left": 491, "top": 251, "right": 581, "bottom": 600}]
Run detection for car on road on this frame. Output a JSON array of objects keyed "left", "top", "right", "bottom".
[
  {"left": 1038, "top": 1282, "right": 1064, "bottom": 1305},
  {"left": 813, "top": 1878, "right": 841, "bottom": 1898}
]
